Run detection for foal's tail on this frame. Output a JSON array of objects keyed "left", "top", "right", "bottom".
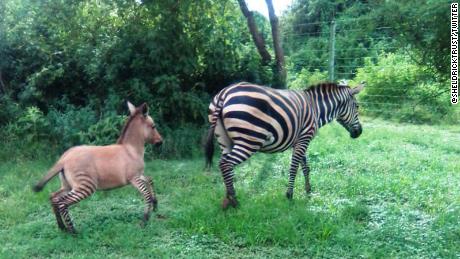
[
  {"left": 204, "top": 92, "right": 225, "bottom": 170},
  {"left": 32, "top": 162, "right": 63, "bottom": 192}
]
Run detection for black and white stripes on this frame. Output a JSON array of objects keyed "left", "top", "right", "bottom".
[{"left": 205, "top": 81, "right": 364, "bottom": 209}]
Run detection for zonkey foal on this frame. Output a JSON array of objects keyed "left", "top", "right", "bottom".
[{"left": 33, "top": 102, "right": 163, "bottom": 233}]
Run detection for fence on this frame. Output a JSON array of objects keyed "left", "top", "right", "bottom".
[{"left": 282, "top": 16, "right": 460, "bottom": 123}]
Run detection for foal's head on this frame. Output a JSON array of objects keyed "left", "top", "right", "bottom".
[
  {"left": 336, "top": 82, "right": 365, "bottom": 139},
  {"left": 121, "top": 101, "right": 163, "bottom": 146}
]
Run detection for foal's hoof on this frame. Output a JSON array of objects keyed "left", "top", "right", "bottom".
[
  {"left": 286, "top": 191, "right": 293, "bottom": 200},
  {"left": 152, "top": 199, "right": 158, "bottom": 211},
  {"left": 56, "top": 223, "right": 66, "bottom": 231},
  {"left": 140, "top": 220, "right": 148, "bottom": 228},
  {"left": 67, "top": 228, "right": 77, "bottom": 235},
  {"left": 222, "top": 196, "right": 238, "bottom": 210},
  {"left": 305, "top": 185, "right": 312, "bottom": 194}
]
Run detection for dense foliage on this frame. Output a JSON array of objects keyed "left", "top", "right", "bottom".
[
  {"left": 0, "top": 0, "right": 456, "bottom": 159},
  {"left": 282, "top": 0, "right": 458, "bottom": 124},
  {"left": 0, "top": 0, "right": 273, "bottom": 158}
]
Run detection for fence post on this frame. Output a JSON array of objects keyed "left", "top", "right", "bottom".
[{"left": 328, "top": 20, "right": 336, "bottom": 81}]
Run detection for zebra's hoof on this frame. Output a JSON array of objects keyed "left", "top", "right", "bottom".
[
  {"left": 286, "top": 191, "right": 293, "bottom": 200},
  {"left": 222, "top": 196, "right": 238, "bottom": 210},
  {"left": 305, "top": 185, "right": 312, "bottom": 194},
  {"left": 222, "top": 198, "right": 230, "bottom": 210}
]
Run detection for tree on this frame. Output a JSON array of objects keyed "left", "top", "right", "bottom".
[
  {"left": 265, "top": 0, "right": 286, "bottom": 88},
  {"left": 237, "top": 0, "right": 271, "bottom": 65},
  {"left": 237, "top": 0, "right": 286, "bottom": 88}
]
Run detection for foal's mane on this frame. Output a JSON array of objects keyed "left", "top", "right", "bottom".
[{"left": 116, "top": 109, "right": 141, "bottom": 144}]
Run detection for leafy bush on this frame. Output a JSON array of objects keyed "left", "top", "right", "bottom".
[
  {"left": 14, "top": 106, "right": 50, "bottom": 143},
  {"left": 288, "top": 68, "right": 328, "bottom": 90},
  {"left": 0, "top": 102, "right": 206, "bottom": 161},
  {"left": 46, "top": 105, "right": 98, "bottom": 150},
  {"left": 0, "top": 106, "right": 56, "bottom": 161},
  {"left": 150, "top": 125, "right": 206, "bottom": 159},
  {"left": 0, "top": 95, "right": 21, "bottom": 124},
  {"left": 151, "top": 75, "right": 208, "bottom": 126},
  {"left": 353, "top": 53, "right": 459, "bottom": 124},
  {"left": 79, "top": 114, "right": 125, "bottom": 146}
]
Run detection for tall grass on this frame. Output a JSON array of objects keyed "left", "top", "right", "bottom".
[{"left": 1, "top": 118, "right": 459, "bottom": 257}]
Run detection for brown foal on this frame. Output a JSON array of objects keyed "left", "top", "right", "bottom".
[{"left": 33, "top": 102, "right": 163, "bottom": 233}]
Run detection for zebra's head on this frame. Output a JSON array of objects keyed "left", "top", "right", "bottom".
[{"left": 336, "top": 82, "right": 365, "bottom": 139}]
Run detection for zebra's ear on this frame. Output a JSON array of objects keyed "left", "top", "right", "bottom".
[
  {"left": 350, "top": 82, "right": 365, "bottom": 95},
  {"left": 127, "top": 101, "right": 136, "bottom": 115}
]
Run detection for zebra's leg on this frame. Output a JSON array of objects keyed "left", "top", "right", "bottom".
[
  {"left": 301, "top": 156, "right": 311, "bottom": 194},
  {"left": 50, "top": 188, "right": 68, "bottom": 231},
  {"left": 286, "top": 144, "right": 308, "bottom": 200},
  {"left": 56, "top": 187, "right": 95, "bottom": 234},
  {"left": 219, "top": 144, "right": 255, "bottom": 209},
  {"left": 131, "top": 175, "right": 156, "bottom": 226}
]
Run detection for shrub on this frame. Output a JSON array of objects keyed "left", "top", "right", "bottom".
[
  {"left": 149, "top": 125, "right": 206, "bottom": 159},
  {"left": 0, "top": 95, "right": 21, "bottom": 125},
  {"left": 78, "top": 114, "right": 125, "bottom": 146},
  {"left": 47, "top": 105, "right": 98, "bottom": 150},
  {"left": 14, "top": 106, "right": 50, "bottom": 143},
  {"left": 353, "top": 53, "right": 459, "bottom": 124},
  {"left": 288, "top": 68, "right": 328, "bottom": 90},
  {"left": 0, "top": 106, "right": 56, "bottom": 161}
]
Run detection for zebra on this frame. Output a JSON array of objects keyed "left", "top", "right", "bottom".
[{"left": 204, "top": 81, "right": 365, "bottom": 209}]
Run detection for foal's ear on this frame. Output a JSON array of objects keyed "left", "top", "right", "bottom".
[
  {"left": 127, "top": 101, "right": 136, "bottom": 115},
  {"left": 140, "top": 103, "right": 149, "bottom": 117},
  {"left": 350, "top": 82, "right": 365, "bottom": 95}
]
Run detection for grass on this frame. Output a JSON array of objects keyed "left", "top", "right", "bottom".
[{"left": 1, "top": 118, "right": 459, "bottom": 258}]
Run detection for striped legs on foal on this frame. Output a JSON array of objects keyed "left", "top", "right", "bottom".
[
  {"left": 131, "top": 175, "right": 157, "bottom": 226},
  {"left": 51, "top": 186, "right": 95, "bottom": 234},
  {"left": 33, "top": 102, "right": 163, "bottom": 233}
]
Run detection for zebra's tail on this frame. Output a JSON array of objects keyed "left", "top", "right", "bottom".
[
  {"left": 204, "top": 93, "right": 225, "bottom": 170},
  {"left": 32, "top": 162, "right": 63, "bottom": 192},
  {"left": 204, "top": 125, "right": 215, "bottom": 170}
]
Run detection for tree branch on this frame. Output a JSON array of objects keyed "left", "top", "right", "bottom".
[
  {"left": 237, "top": 0, "right": 271, "bottom": 65},
  {"left": 0, "top": 70, "right": 6, "bottom": 95},
  {"left": 265, "top": 0, "right": 286, "bottom": 88}
]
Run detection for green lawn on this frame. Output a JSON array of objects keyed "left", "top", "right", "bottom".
[{"left": 1, "top": 118, "right": 459, "bottom": 258}]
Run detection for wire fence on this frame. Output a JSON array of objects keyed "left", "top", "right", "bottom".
[{"left": 283, "top": 17, "right": 460, "bottom": 121}]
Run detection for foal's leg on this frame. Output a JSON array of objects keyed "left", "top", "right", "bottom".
[
  {"left": 131, "top": 175, "right": 156, "bottom": 226},
  {"left": 219, "top": 144, "right": 255, "bottom": 209},
  {"left": 55, "top": 187, "right": 95, "bottom": 234},
  {"left": 144, "top": 176, "right": 158, "bottom": 211},
  {"left": 50, "top": 188, "right": 68, "bottom": 230}
]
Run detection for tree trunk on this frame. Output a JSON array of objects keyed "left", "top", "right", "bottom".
[
  {"left": 265, "top": 0, "right": 286, "bottom": 88},
  {"left": 0, "top": 70, "right": 5, "bottom": 95},
  {"left": 237, "top": 0, "right": 271, "bottom": 65}
]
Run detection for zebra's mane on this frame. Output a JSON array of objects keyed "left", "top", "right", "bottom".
[{"left": 305, "top": 82, "right": 350, "bottom": 92}]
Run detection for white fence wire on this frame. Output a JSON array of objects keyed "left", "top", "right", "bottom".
[{"left": 283, "top": 17, "right": 460, "bottom": 120}]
